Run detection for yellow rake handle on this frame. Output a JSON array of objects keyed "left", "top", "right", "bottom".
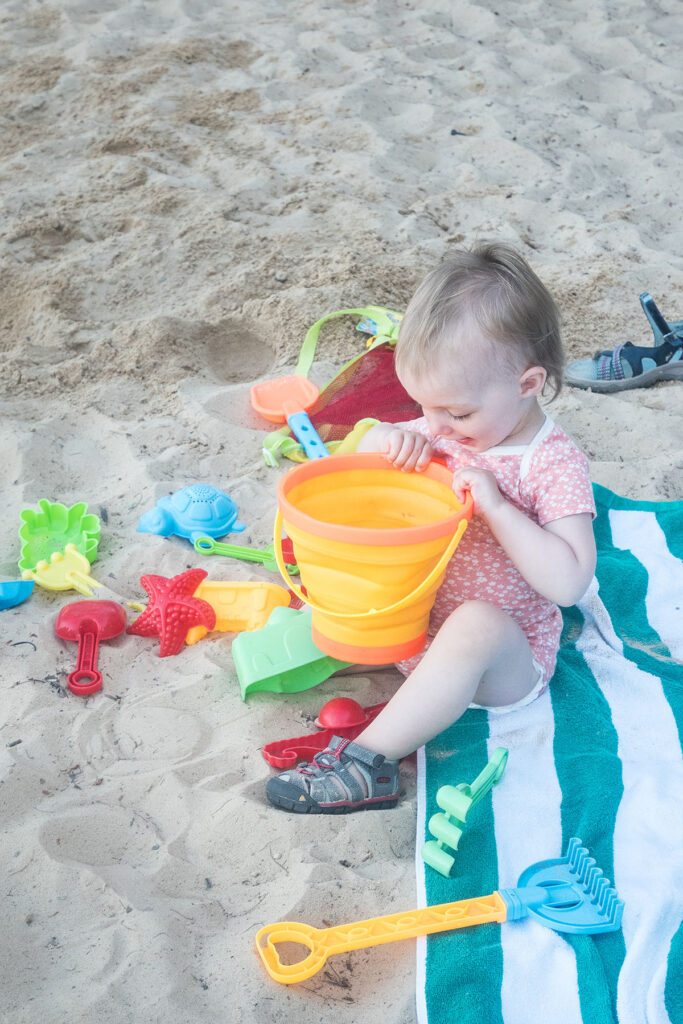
[{"left": 256, "top": 892, "right": 508, "bottom": 984}]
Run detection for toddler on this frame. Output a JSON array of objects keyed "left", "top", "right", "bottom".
[{"left": 266, "top": 243, "right": 597, "bottom": 814}]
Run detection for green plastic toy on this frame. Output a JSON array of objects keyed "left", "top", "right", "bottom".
[
  {"left": 193, "top": 536, "right": 299, "bottom": 574},
  {"left": 18, "top": 500, "right": 100, "bottom": 572},
  {"left": 232, "top": 606, "right": 350, "bottom": 700},
  {"left": 422, "top": 747, "right": 509, "bottom": 878}
]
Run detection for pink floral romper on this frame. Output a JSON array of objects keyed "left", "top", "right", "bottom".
[{"left": 396, "top": 415, "right": 596, "bottom": 690}]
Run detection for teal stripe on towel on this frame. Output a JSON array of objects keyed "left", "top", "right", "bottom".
[
  {"left": 423, "top": 710, "right": 504, "bottom": 1024},
  {"left": 656, "top": 503, "right": 683, "bottom": 564},
  {"left": 665, "top": 921, "right": 683, "bottom": 1024},
  {"left": 551, "top": 600, "right": 625, "bottom": 1024}
]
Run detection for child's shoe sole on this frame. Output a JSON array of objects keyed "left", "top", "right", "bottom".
[{"left": 266, "top": 776, "right": 398, "bottom": 813}]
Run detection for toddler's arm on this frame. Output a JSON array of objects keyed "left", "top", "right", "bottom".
[
  {"left": 356, "top": 421, "right": 434, "bottom": 472},
  {"left": 452, "top": 466, "right": 596, "bottom": 607}
]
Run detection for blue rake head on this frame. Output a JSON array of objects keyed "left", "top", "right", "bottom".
[{"left": 499, "top": 837, "right": 624, "bottom": 935}]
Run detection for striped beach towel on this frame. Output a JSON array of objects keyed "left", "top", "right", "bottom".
[{"left": 416, "top": 484, "right": 683, "bottom": 1024}]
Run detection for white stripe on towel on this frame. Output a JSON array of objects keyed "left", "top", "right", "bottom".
[
  {"left": 488, "top": 694, "right": 583, "bottom": 1024},
  {"left": 609, "top": 509, "right": 683, "bottom": 662}
]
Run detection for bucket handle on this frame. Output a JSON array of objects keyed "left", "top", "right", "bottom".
[{"left": 273, "top": 510, "right": 469, "bottom": 621}]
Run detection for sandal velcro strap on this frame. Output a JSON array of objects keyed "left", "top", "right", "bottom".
[
  {"left": 311, "top": 737, "right": 386, "bottom": 770},
  {"left": 339, "top": 737, "right": 387, "bottom": 769},
  {"left": 597, "top": 344, "right": 627, "bottom": 381},
  {"left": 641, "top": 291, "right": 683, "bottom": 347}
]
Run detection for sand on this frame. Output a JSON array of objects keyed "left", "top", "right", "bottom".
[{"left": 1, "top": 1, "right": 682, "bottom": 1021}]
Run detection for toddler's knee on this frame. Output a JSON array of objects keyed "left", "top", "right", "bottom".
[{"left": 448, "top": 600, "right": 510, "bottom": 630}]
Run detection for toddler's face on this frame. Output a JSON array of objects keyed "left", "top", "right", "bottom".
[{"left": 400, "top": 339, "right": 540, "bottom": 453}]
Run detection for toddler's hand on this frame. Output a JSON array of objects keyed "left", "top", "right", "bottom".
[
  {"left": 384, "top": 429, "right": 434, "bottom": 472},
  {"left": 452, "top": 466, "right": 504, "bottom": 516}
]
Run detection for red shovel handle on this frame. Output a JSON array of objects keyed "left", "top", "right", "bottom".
[{"left": 68, "top": 620, "right": 103, "bottom": 696}]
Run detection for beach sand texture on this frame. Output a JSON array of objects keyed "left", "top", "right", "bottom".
[{"left": 1, "top": 1, "right": 682, "bottom": 1021}]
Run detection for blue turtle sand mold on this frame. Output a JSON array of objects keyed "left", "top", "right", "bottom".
[{"left": 137, "top": 485, "right": 246, "bottom": 544}]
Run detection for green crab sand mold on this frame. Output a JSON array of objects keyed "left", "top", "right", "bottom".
[{"left": 18, "top": 500, "right": 101, "bottom": 572}]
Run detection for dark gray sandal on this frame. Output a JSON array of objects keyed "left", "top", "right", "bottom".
[{"left": 266, "top": 736, "right": 399, "bottom": 813}]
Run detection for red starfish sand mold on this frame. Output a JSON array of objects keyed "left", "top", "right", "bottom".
[{"left": 127, "top": 568, "right": 216, "bottom": 657}]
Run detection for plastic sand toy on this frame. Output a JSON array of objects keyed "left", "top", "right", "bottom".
[
  {"left": 18, "top": 499, "right": 100, "bottom": 572},
  {"left": 55, "top": 600, "right": 127, "bottom": 696},
  {"left": 256, "top": 838, "right": 624, "bottom": 985},
  {"left": 126, "top": 568, "right": 216, "bottom": 657},
  {"left": 262, "top": 699, "right": 388, "bottom": 769},
  {"left": 193, "top": 536, "right": 299, "bottom": 574},
  {"left": 316, "top": 697, "right": 372, "bottom": 729},
  {"left": 21, "top": 544, "right": 102, "bottom": 597},
  {"left": 232, "top": 606, "right": 350, "bottom": 700},
  {"left": 422, "top": 748, "right": 509, "bottom": 878},
  {"left": 0, "top": 580, "right": 34, "bottom": 610},
  {"left": 273, "top": 453, "right": 472, "bottom": 664},
  {"left": 137, "top": 485, "right": 246, "bottom": 544},
  {"left": 185, "top": 581, "right": 292, "bottom": 645},
  {"left": 251, "top": 375, "right": 329, "bottom": 460}
]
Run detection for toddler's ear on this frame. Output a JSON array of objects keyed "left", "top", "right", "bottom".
[{"left": 519, "top": 366, "right": 547, "bottom": 396}]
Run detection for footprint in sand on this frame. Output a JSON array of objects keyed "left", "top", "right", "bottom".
[
  {"left": 77, "top": 699, "right": 207, "bottom": 766},
  {"left": 116, "top": 316, "right": 275, "bottom": 387},
  {"left": 39, "top": 805, "right": 160, "bottom": 868},
  {"left": 190, "top": 318, "right": 275, "bottom": 384}
]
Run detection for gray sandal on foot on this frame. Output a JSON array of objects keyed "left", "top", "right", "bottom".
[
  {"left": 265, "top": 736, "right": 399, "bottom": 814},
  {"left": 565, "top": 292, "right": 683, "bottom": 392}
]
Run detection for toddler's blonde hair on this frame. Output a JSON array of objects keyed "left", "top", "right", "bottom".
[{"left": 396, "top": 242, "right": 564, "bottom": 398}]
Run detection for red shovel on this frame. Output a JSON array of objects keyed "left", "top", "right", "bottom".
[{"left": 55, "top": 600, "right": 127, "bottom": 696}]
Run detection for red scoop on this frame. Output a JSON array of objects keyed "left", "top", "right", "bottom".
[
  {"left": 55, "top": 600, "right": 127, "bottom": 696},
  {"left": 262, "top": 701, "right": 387, "bottom": 769},
  {"left": 315, "top": 697, "right": 371, "bottom": 729}
]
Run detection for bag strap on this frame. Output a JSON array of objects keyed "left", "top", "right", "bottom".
[{"left": 295, "top": 306, "right": 403, "bottom": 377}]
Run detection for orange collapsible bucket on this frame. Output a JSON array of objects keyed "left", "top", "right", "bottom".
[{"left": 273, "top": 453, "right": 473, "bottom": 664}]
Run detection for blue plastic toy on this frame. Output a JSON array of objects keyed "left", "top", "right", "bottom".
[
  {"left": 422, "top": 747, "right": 509, "bottom": 877},
  {"left": 0, "top": 580, "right": 34, "bottom": 610},
  {"left": 137, "top": 485, "right": 246, "bottom": 544}
]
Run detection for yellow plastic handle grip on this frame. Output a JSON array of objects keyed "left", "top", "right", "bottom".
[
  {"left": 256, "top": 892, "right": 508, "bottom": 984},
  {"left": 272, "top": 511, "right": 468, "bottom": 622}
]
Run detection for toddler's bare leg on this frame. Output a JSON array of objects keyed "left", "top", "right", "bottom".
[{"left": 354, "top": 600, "right": 538, "bottom": 760}]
